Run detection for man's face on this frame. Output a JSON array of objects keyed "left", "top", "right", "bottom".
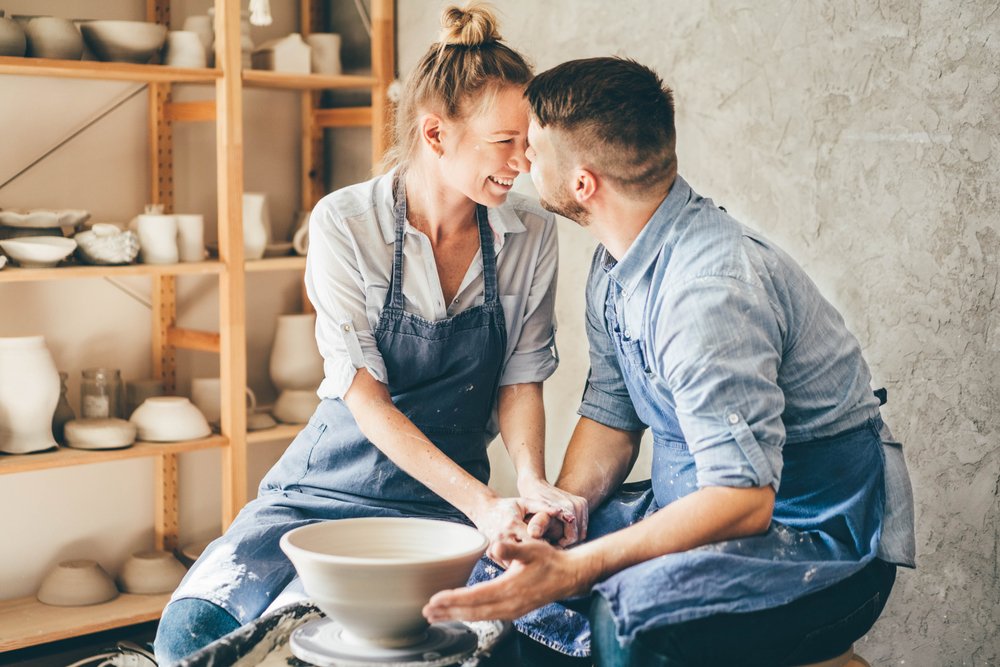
[{"left": 526, "top": 120, "right": 590, "bottom": 225}]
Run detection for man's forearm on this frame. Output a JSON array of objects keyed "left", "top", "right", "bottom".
[{"left": 555, "top": 417, "right": 643, "bottom": 509}]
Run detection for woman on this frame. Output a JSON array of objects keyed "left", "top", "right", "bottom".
[{"left": 153, "top": 4, "right": 583, "bottom": 663}]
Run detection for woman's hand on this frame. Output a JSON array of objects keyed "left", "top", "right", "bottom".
[
  {"left": 468, "top": 496, "right": 564, "bottom": 564},
  {"left": 517, "top": 476, "right": 589, "bottom": 547}
]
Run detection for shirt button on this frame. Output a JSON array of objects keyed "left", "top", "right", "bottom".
[
  {"left": 727, "top": 413, "right": 740, "bottom": 425},
  {"left": 624, "top": 329, "right": 631, "bottom": 339}
]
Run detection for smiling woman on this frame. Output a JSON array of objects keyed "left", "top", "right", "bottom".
[{"left": 151, "top": 3, "right": 582, "bottom": 666}]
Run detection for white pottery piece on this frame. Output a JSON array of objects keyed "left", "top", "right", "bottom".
[
  {"left": 36, "top": 559, "right": 118, "bottom": 607},
  {"left": 292, "top": 210, "right": 310, "bottom": 256},
  {"left": 0, "top": 11, "right": 27, "bottom": 57},
  {"left": 271, "top": 388, "right": 320, "bottom": 424},
  {"left": 74, "top": 224, "right": 140, "bottom": 265},
  {"left": 181, "top": 15, "right": 213, "bottom": 66},
  {"left": 164, "top": 30, "right": 205, "bottom": 68},
  {"left": 0, "top": 255, "right": 6, "bottom": 270},
  {"left": 242, "top": 193, "right": 271, "bottom": 260},
  {"left": 0, "top": 208, "right": 89, "bottom": 229},
  {"left": 262, "top": 241, "right": 293, "bottom": 258},
  {"left": 79, "top": 20, "right": 167, "bottom": 64},
  {"left": 252, "top": 33, "right": 310, "bottom": 74},
  {"left": 280, "top": 518, "right": 488, "bottom": 647},
  {"left": 0, "top": 336, "right": 60, "bottom": 454},
  {"left": 130, "top": 396, "right": 211, "bottom": 442},
  {"left": 305, "top": 33, "right": 341, "bottom": 75},
  {"left": 178, "top": 537, "right": 214, "bottom": 567},
  {"left": 22, "top": 16, "right": 84, "bottom": 60},
  {"left": 174, "top": 214, "right": 205, "bottom": 262},
  {"left": 131, "top": 213, "right": 178, "bottom": 264},
  {"left": 270, "top": 313, "right": 324, "bottom": 391},
  {"left": 190, "top": 377, "right": 257, "bottom": 428},
  {"left": 247, "top": 409, "right": 277, "bottom": 431},
  {"left": 0, "top": 236, "right": 76, "bottom": 267},
  {"left": 117, "top": 550, "right": 188, "bottom": 594},
  {"left": 64, "top": 418, "right": 136, "bottom": 450}
]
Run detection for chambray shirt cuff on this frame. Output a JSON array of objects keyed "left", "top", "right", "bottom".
[
  {"left": 317, "top": 354, "right": 388, "bottom": 400},
  {"left": 499, "top": 347, "right": 558, "bottom": 386},
  {"left": 691, "top": 416, "right": 780, "bottom": 490},
  {"left": 578, "top": 384, "right": 645, "bottom": 432}
]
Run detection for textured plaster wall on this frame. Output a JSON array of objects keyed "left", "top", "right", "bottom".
[{"left": 396, "top": 1, "right": 1000, "bottom": 664}]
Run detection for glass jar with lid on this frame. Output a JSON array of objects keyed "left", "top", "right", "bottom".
[{"left": 80, "top": 368, "right": 124, "bottom": 419}]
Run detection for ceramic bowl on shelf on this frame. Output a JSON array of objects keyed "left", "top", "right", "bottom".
[
  {"left": 36, "top": 559, "right": 119, "bottom": 607},
  {"left": 20, "top": 16, "right": 84, "bottom": 60},
  {"left": 130, "top": 396, "right": 211, "bottom": 442},
  {"left": 117, "top": 550, "right": 188, "bottom": 594},
  {"left": 74, "top": 223, "right": 140, "bottom": 265},
  {"left": 0, "top": 236, "right": 77, "bottom": 268},
  {"left": 0, "top": 255, "right": 6, "bottom": 270},
  {"left": 79, "top": 20, "right": 167, "bottom": 64},
  {"left": 64, "top": 418, "right": 136, "bottom": 450},
  {"left": 0, "top": 208, "right": 90, "bottom": 229},
  {"left": 178, "top": 537, "right": 215, "bottom": 567},
  {"left": 281, "top": 518, "right": 488, "bottom": 647}
]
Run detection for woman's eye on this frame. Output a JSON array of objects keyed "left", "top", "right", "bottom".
[{"left": 493, "top": 139, "right": 514, "bottom": 144}]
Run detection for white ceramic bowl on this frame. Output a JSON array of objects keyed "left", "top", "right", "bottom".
[
  {"left": 117, "top": 550, "right": 188, "bottom": 594},
  {"left": 130, "top": 396, "right": 211, "bottom": 442},
  {"left": 0, "top": 236, "right": 76, "bottom": 268},
  {"left": 280, "top": 518, "right": 488, "bottom": 647},
  {"left": 64, "top": 418, "right": 136, "bottom": 450},
  {"left": 74, "top": 224, "right": 140, "bottom": 265},
  {"left": 79, "top": 20, "right": 167, "bottom": 64},
  {"left": 37, "top": 559, "right": 119, "bottom": 606},
  {"left": 0, "top": 208, "right": 90, "bottom": 228}
]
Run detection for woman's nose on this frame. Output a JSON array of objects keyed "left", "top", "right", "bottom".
[{"left": 509, "top": 148, "right": 530, "bottom": 174}]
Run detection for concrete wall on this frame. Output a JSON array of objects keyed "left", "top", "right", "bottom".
[{"left": 395, "top": 1, "right": 1000, "bottom": 664}]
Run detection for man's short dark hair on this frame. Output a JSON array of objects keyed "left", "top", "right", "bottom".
[{"left": 526, "top": 57, "right": 677, "bottom": 195}]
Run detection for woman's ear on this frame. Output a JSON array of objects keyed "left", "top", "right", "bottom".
[{"left": 419, "top": 113, "right": 445, "bottom": 158}]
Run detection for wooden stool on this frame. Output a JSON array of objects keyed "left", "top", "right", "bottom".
[{"left": 794, "top": 645, "right": 871, "bottom": 666}]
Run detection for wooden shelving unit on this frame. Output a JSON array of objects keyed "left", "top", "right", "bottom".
[{"left": 0, "top": 0, "right": 395, "bottom": 653}]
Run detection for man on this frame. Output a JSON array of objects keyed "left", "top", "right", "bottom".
[{"left": 424, "top": 57, "right": 916, "bottom": 666}]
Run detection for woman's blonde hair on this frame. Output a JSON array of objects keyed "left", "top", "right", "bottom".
[{"left": 381, "top": 2, "right": 532, "bottom": 170}]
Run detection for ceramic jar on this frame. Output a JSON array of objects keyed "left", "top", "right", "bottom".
[
  {"left": 242, "top": 192, "right": 271, "bottom": 260},
  {"left": 269, "top": 313, "right": 324, "bottom": 392},
  {"left": 23, "top": 16, "right": 84, "bottom": 60},
  {"left": 0, "top": 336, "right": 60, "bottom": 454},
  {"left": 0, "top": 10, "right": 27, "bottom": 57}
]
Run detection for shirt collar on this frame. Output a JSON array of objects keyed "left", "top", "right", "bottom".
[
  {"left": 605, "top": 175, "right": 692, "bottom": 298},
  {"left": 374, "top": 166, "right": 527, "bottom": 251}
]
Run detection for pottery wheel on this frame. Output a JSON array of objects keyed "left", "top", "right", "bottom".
[{"left": 289, "top": 618, "right": 480, "bottom": 667}]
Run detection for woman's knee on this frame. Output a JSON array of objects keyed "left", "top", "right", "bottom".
[{"left": 154, "top": 598, "right": 240, "bottom": 665}]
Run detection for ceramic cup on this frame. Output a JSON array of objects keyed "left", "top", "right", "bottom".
[
  {"left": 36, "top": 559, "right": 119, "bottom": 607},
  {"left": 125, "top": 378, "right": 165, "bottom": 417},
  {"left": 175, "top": 213, "right": 205, "bottom": 262},
  {"left": 132, "top": 214, "right": 178, "bottom": 264},
  {"left": 164, "top": 30, "right": 205, "bottom": 68},
  {"left": 292, "top": 210, "right": 310, "bottom": 256},
  {"left": 181, "top": 15, "right": 213, "bottom": 66},
  {"left": 190, "top": 377, "right": 256, "bottom": 427},
  {"left": 117, "top": 550, "right": 188, "bottom": 594},
  {"left": 305, "top": 33, "right": 341, "bottom": 75}
]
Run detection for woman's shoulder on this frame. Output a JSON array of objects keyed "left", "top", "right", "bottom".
[
  {"left": 313, "top": 172, "right": 389, "bottom": 225},
  {"left": 503, "top": 191, "right": 554, "bottom": 224}
]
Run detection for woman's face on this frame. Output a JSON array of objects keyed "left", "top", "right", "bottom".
[{"left": 438, "top": 85, "right": 531, "bottom": 208}]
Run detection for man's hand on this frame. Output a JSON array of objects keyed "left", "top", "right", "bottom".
[
  {"left": 423, "top": 539, "right": 596, "bottom": 622},
  {"left": 517, "top": 476, "right": 589, "bottom": 546},
  {"left": 468, "top": 497, "right": 563, "bottom": 565}
]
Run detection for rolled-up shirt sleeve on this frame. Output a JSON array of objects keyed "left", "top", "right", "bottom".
[
  {"left": 304, "top": 202, "right": 388, "bottom": 399},
  {"left": 577, "top": 250, "right": 645, "bottom": 432},
  {"left": 499, "top": 214, "right": 559, "bottom": 386},
  {"left": 656, "top": 275, "right": 786, "bottom": 490}
]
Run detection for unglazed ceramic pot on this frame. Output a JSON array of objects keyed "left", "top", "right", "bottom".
[
  {"left": 130, "top": 396, "right": 211, "bottom": 442},
  {"left": 305, "top": 33, "right": 341, "bottom": 75},
  {"left": 117, "top": 550, "right": 187, "bottom": 594},
  {"left": 23, "top": 16, "right": 84, "bottom": 60},
  {"left": 242, "top": 192, "right": 271, "bottom": 260},
  {"left": 280, "top": 518, "right": 488, "bottom": 647},
  {"left": 37, "top": 559, "right": 118, "bottom": 606},
  {"left": 0, "top": 11, "right": 27, "bottom": 57},
  {"left": 0, "top": 336, "right": 60, "bottom": 454},
  {"left": 269, "top": 313, "right": 323, "bottom": 391},
  {"left": 79, "top": 20, "right": 166, "bottom": 64},
  {"left": 64, "top": 418, "right": 136, "bottom": 450},
  {"left": 271, "top": 388, "right": 320, "bottom": 425}
]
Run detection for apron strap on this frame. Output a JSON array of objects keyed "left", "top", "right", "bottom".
[
  {"left": 388, "top": 171, "right": 408, "bottom": 310},
  {"left": 476, "top": 204, "right": 499, "bottom": 306}
]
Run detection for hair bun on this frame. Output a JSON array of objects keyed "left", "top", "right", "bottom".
[{"left": 440, "top": 3, "right": 501, "bottom": 47}]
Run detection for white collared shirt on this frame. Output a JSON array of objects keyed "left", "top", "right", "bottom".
[{"left": 305, "top": 168, "right": 559, "bottom": 400}]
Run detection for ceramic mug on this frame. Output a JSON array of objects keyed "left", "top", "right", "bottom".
[
  {"left": 132, "top": 214, "right": 178, "bottom": 264},
  {"left": 164, "top": 30, "right": 206, "bottom": 68},
  {"left": 190, "top": 377, "right": 257, "bottom": 426},
  {"left": 305, "top": 33, "right": 341, "bottom": 75},
  {"left": 175, "top": 213, "right": 205, "bottom": 262}
]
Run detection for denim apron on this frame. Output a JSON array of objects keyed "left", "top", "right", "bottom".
[
  {"left": 170, "top": 174, "right": 507, "bottom": 625},
  {"left": 476, "top": 281, "right": 888, "bottom": 657}
]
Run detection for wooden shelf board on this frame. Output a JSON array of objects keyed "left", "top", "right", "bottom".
[
  {"left": 0, "top": 592, "right": 170, "bottom": 652},
  {"left": 245, "top": 256, "right": 307, "bottom": 272},
  {"left": 0, "top": 56, "right": 220, "bottom": 84},
  {"left": 0, "top": 436, "right": 228, "bottom": 476},
  {"left": 242, "top": 70, "right": 378, "bottom": 90},
  {"left": 0, "top": 261, "right": 225, "bottom": 283},
  {"left": 246, "top": 422, "right": 302, "bottom": 444}
]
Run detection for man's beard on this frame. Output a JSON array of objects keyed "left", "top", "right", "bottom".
[{"left": 539, "top": 184, "right": 590, "bottom": 227}]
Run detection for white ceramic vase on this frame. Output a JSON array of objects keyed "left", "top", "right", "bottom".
[
  {"left": 0, "top": 336, "right": 60, "bottom": 454},
  {"left": 269, "top": 314, "right": 324, "bottom": 393},
  {"left": 242, "top": 192, "right": 271, "bottom": 260}
]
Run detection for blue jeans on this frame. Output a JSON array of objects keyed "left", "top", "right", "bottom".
[
  {"left": 154, "top": 598, "right": 239, "bottom": 665},
  {"left": 590, "top": 558, "right": 897, "bottom": 667}
]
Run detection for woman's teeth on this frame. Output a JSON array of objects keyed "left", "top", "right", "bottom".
[{"left": 489, "top": 175, "right": 514, "bottom": 187}]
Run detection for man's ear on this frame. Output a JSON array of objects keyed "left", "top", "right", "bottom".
[
  {"left": 419, "top": 113, "right": 445, "bottom": 157},
  {"left": 573, "top": 167, "right": 598, "bottom": 203}
]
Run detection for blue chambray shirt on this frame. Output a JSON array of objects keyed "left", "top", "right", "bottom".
[{"left": 579, "top": 175, "right": 915, "bottom": 565}]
